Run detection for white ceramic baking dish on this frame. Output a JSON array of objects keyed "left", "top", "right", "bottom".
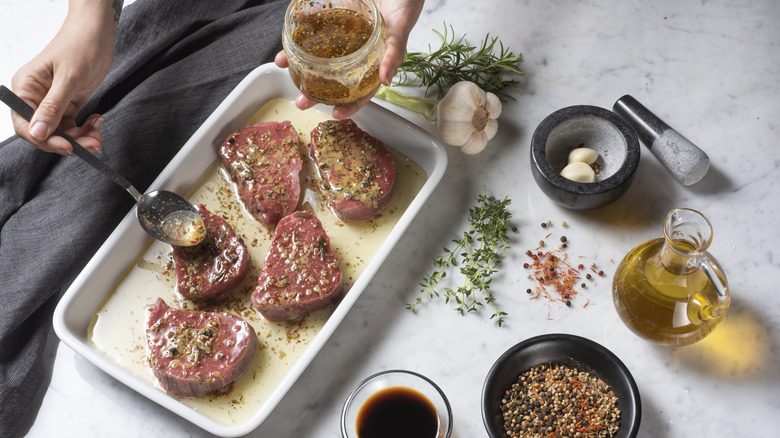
[{"left": 52, "top": 63, "right": 447, "bottom": 437}]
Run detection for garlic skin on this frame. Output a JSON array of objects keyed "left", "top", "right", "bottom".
[
  {"left": 437, "top": 81, "right": 502, "bottom": 154},
  {"left": 568, "top": 147, "right": 599, "bottom": 165},
  {"left": 560, "top": 162, "right": 596, "bottom": 183}
]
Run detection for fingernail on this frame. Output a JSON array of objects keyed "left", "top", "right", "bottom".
[
  {"left": 384, "top": 69, "right": 396, "bottom": 86},
  {"left": 93, "top": 116, "right": 104, "bottom": 130},
  {"left": 29, "top": 121, "right": 49, "bottom": 140}
]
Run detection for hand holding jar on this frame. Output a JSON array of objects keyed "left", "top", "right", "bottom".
[{"left": 275, "top": 0, "right": 424, "bottom": 119}]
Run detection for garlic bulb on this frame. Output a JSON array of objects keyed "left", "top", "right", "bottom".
[{"left": 437, "top": 81, "right": 502, "bottom": 154}]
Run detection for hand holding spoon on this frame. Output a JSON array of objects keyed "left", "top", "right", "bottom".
[{"left": 0, "top": 85, "right": 205, "bottom": 246}]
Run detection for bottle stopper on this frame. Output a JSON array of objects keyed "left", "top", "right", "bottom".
[{"left": 613, "top": 95, "right": 709, "bottom": 185}]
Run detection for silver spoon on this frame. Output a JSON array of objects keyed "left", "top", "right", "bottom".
[{"left": 0, "top": 85, "right": 205, "bottom": 247}]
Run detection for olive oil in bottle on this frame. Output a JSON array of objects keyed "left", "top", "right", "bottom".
[{"left": 612, "top": 208, "right": 730, "bottom": 347}]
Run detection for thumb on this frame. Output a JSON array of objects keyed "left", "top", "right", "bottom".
[
  {"left": 28, "top": 77, "right": 75, "bottom": 141},
  {"left": 380, "top": 35, "right": 406, "bottom": 86}
]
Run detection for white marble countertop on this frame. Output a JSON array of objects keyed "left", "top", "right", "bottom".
[{"left": 4, "top": 0, "right": 779, "bottom": 437}]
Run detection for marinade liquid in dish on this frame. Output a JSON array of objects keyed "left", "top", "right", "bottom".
[{"left": 89, "top": 99, "right": 427, "bottom": 426}]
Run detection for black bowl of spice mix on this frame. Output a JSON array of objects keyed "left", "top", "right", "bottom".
[{"left": 482, "top": 333, "right": 641, "bottom": 438}]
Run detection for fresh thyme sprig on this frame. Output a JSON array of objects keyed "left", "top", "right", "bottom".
[
  {"left": 394, "top": 23, "right": 524, "bottom": 101},
  {"left": 407, "top": 191, "right": 512, "bottom": 326}
]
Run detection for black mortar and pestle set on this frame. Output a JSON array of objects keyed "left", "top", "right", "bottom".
[{"left": 530, "top": 95, "right": 711, "bottom": 210}]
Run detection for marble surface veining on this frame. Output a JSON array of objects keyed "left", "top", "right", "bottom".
[{"left": 3, "top": 0, "right": 779, "bottom": 437}]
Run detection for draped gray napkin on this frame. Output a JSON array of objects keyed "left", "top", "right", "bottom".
[{"left": 0, "top": 0, "right": 287, "bottom": 434}]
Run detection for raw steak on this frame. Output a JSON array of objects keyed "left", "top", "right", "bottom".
[
  {"left": 252, "top": 211, "right": 343, "bottom": 321},
  {"left": 172, "top": 204, "right": 249, "bottom": 302},
  {"left": 219, "top": 121, "right": 302, "bottom": 227},
  {"left": 145, "top": 298, "right": 257, "bottom": 398},
  {"left": 310, "top": 119, "right": 396, "bottom": 221}
]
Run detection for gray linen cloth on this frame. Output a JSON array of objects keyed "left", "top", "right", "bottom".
[{"left": 0, "top": 0, "right": 287, "bottom": 434}]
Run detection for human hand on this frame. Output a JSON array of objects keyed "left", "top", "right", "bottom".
[
  {"left": 10, "top": 1, "right": 119, "bottom": 155},
  {"left": 275, "top": 0, "right": 424, "bottom": 119}
]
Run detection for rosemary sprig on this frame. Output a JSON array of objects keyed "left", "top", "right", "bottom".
[
  {"left": 407, "top": 191, "right": 512, "bottom": 326},
  {"left": 395, "top": 23, "right": 524, "bottom": 101}
]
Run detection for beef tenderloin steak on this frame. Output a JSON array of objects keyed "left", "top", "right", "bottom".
[
  {"left": 173, "top": 204, "right": 249, "bottom": 301},
  {"left": 146, "top": 298, "right": 257, "bottom": 398},
  {"left": 310, "top": 119, "right": 396, "bottom": 221},
  {"left": 252, "top": 211, "right": 343, "bottom": 320},
  {"left": 219, "top": 121, "right": 302, "bottom": 227}
]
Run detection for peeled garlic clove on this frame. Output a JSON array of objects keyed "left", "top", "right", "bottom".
[
  {"left": 560, "top": 162, "right": 596, "bottom": 183},
  {"left": 568, "top": 147, "right": 599, "bottom": 164}
]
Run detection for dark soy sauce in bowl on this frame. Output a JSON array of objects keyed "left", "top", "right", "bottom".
[{"left": 356, "top": 386, "right": 438, "bottom": 438}]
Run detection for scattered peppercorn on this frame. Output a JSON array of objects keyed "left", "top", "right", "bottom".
[
  {"left": 523, "top": 220, "right": 607, "bottom": 312},
  {"left": 512, "top": 226, "right": 518, "bottom": 232},
  {"left": 526, "top": 288, "right": 532, "bottom": 294},
  {"left": 500, "top": 364, "right": 621, "bottom": 438},
  {"left": 524, "top": 249, "right": 581, "bottom": 305},
  {"left": 586, "top": 273, "right": 592, "bottom": 280}
]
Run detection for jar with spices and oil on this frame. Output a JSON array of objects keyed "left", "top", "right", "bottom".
[
  {"left": 612, "top": 208, "right": 730, "bottom": 346},
  {"left": 282, "top": 0, "right": 386, "bottom": 106}
]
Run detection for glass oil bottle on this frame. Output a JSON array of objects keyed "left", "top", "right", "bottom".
[{"left": 612, "top": 208, "right": 730, "bottom": 346}]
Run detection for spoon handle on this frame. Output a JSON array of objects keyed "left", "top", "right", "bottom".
[{"left": 0, "top": 85, "right": 141, "bottom": 200}]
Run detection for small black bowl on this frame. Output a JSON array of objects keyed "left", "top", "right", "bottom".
[
  {"left": 531, "top": 105, "right": 640, "bottom": 210},
  {"left": 482, "top": 333, "right": 641, "bottom": 438}
]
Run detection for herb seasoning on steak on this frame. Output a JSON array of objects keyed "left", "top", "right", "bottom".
[
  {"left": 172, "top": 204, "right": 249, "bottom": 302},
  {"left": 310, "top": 119, "right": 396, "bottom": 221},
  {"left": 219, "top": 121, "right": 302, "bottom": 227},
  {"left": 146, "top": 298, "right": 257, "bottom": 398},
  {"left": 252, "top": 211, "right": 344, "bottom": 320}
]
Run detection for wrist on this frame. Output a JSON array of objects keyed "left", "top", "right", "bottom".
[{"left": 66, "top": 0, "right": 123, "bottom": 33}]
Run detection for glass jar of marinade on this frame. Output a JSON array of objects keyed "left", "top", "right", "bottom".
[{"left": 282, "top": 0, "right": 386, "bottom": 106}]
